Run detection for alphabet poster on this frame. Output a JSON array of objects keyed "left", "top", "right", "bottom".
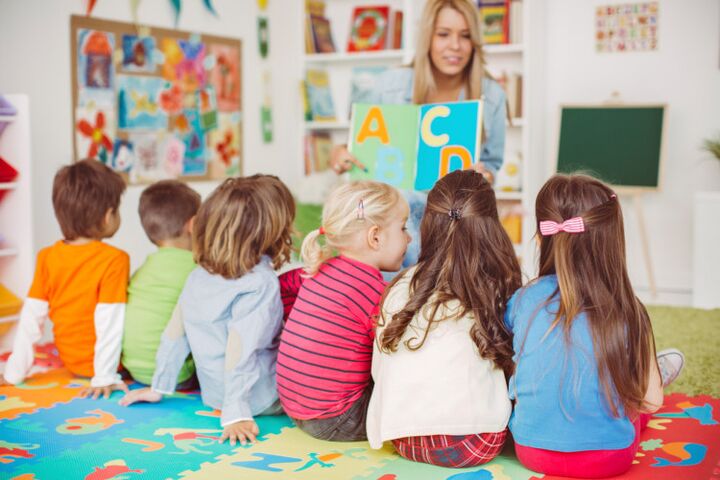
[
  {"left": 71, "top": 16, "right": 242, "bottom": 183},
  {"left": 348, "top": 100, "right": 483, "bottom": 190}
]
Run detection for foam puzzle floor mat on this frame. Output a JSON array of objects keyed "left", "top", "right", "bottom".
[{"left": 1, "top": 354, "right": 719, "bottom": 479}]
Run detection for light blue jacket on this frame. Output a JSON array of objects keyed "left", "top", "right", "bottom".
[
  {"left": 152, "top": 256, "right": 283, "bottom": 426},
  {"left": 366, "top": 67, "right": 507, "bottom": 176}
]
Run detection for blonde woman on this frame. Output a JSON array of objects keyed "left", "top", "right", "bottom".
[
  {"left": 277, "top": 181, "right": 410, "bottom": 441},
  {"left": 121, "top": 175, "right": 296, "bottom": 447},
  {"left": 332, "top": 0, "right": 507, "bottom": 268}
]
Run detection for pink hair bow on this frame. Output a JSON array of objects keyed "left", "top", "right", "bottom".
[{"left": 539, "top": 217, "right": 585, "bottom": 236}]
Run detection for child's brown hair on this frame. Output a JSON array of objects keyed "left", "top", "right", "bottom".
[
  {"left": 139, "top": 180, "right": 201, "bottom": 245},
  {"left": 378, "top": 170, "right": 521, "bottom": 376},
  {"left": 52, "top": 159, "right": 126, "bottom": 240},
  {"left": 535, "top": 173, "right": 656, "bottom": 416},
  {"left": 193, "top": 175, "right": 295, "bottom": 279}
]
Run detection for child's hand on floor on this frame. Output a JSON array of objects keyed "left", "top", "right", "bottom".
[
  {"left": 220, "top": 420, "right": 259, "bottom": 446},
  {"left": 118, "top": 387, "right": 162, "bottom": 406},
  {"left": 81, "top": 382, "right": 129, "bottom": 400}
]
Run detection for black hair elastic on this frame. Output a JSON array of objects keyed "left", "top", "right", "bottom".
[{"left": 448, "top": 208, "right": 462, "bottom": 221}]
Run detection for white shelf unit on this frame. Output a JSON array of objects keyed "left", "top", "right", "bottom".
[
  {"left": 299, "top": 1, "right": 542, "bottom": 279},
  {"left": 0, "top": 94, "right": 34, "bottom": 348}
]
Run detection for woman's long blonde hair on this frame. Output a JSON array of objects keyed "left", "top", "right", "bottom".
[
  {"left": 193, "top": 175, "right": 295, "bottom": 279},
  {"left": 412, "top": 0, "right": 487, "bottom": 104},
  {"left": 302, "top": 181, "right": 405, "bottom": 276}
]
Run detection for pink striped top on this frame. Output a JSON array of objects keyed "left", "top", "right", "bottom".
[{"left": 277, "top": 256, "right": 386, "bottom": 420}]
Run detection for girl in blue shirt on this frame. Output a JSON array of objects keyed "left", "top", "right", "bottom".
[
  {"left": 505, "top": 174, "right": 684, "bottom": 478},
  {"left": 120, "top": 175, "right": 295, "bottom": 446}
]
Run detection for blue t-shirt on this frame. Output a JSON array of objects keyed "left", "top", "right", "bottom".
[{"left": 504, "top": 275, "right": 635, "bottom": 452}]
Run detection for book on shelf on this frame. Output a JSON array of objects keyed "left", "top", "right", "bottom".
[
  {"left": 497, "top": 202, "right": 522, "bottom": 244},
  {"left": 300, "top": 81, "right": 312, "bottom": 121},
  {"left": 388, "top": 10, "right": 403, "bottom": 49},
  {"left": 303, "top": 132, "right": 332, "bottom": 175},
  {"left": 349, "top": 100, "right": 484, "bottom": 191},
  {"left": 308, "top": 14, "right": 336, "bottom": 54},
  {"left": 478, "top": 0, "right": 509, "bottom": 44},
  {"left": 305, "top": 0, "right": 325, "bottom": 17},
  {"left": 509, "top": 0, "right": 523, "bottom": 44},
  {"left": 496, "top": 71, "right": 522, "bottom": 119},
  {"left": 348, "top": 6, "right": 390, "bottom": 52},
  {"left": 304, "top": 69, "right": 336, "bottom": 121},
  {"left": 348, "top": 66, "right": 388, "bottom": 114}
]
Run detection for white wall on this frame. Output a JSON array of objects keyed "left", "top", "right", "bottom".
[
  {"left": 540, "top": 0, "right": 720, "bottom": 304},
  {"left": 0, "top": 0, "right": 302, "bottom": 272}
]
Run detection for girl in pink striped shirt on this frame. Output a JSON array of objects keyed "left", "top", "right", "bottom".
[{"left": 278, "top": 181, "right": 410, "bottom": 441}]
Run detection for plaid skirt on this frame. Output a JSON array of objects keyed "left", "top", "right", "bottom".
[{"left": 392, "top": 429, "right": 508, "bottom": 468}]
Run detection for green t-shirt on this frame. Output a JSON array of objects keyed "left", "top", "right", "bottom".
[{"left": 122, "top": 247, "right": 196, "bottom": 385}]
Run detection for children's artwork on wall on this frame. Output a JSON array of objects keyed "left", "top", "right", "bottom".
[
  {"left": 208, "top": 112, "right": 242, "bottom": 177},
  {"left": 117, "top": 75, "right": 168, "bottom": 129},
  {"left": 261, "top": 70, "right": 273, "bottom": 144},
  {"left": 596, "top": 2, "right": 658, "bottom": 53},
  {"left": 258, "top": 17, "right": 269, "bottom": 58},
  {"left": 71, "top": 15, "right": 242, "bottom": 183},
  {"left": 209, "top": 44, "right": 241, "bottom": 111},
  {"left": 75, "top": 105, "right": 115, "bottom": 163},
  {"left": 77, "top": 29, "right": 115, "bottom": 106},
  {"left": 121, "top": 34, "right": 156, "bottom": 72}
]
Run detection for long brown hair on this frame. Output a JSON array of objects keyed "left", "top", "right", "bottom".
[
  {"left": 378, "top": 170, "right": 520, "bottom": 376},
  {"left": 412, "top": 0, "right": 487, "bottom": 104},
  {"left": 193, "top": 175, "right": 295, "bottom": 279},
  {"left": 535, "top": 174, "right": 657, "bottom": 417}
]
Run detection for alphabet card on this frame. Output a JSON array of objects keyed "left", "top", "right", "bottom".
[{"left": 349, "top": 100, "right": 483, "bottom": 190}]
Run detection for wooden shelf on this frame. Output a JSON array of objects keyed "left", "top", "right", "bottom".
[
  {"left": 304, "top": 49, "right": 406, "bottom": 65},
  {"left": 495, "top": 190, "right": 523, "bottom": 201},
  {"left": 485, "top": 43, "right": 524, "bottom": 55},
  {"left": 304, "top": 121, "right": 350, "bottom": 131}
]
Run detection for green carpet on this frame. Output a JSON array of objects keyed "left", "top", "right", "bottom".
[{"left": 650, "top": 305, "right": 720, "bottom": 397}]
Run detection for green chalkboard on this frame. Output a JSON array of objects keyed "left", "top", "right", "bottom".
[{"left": 557, "top": 106, "right": 665, "bottom": 189}]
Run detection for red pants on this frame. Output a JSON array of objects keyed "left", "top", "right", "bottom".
[
  {"left": 514, "top": 415, "right": 650, "bottom": 479},
  {"left": 392, "top": 430, "right": 507, "bottom": 468}
]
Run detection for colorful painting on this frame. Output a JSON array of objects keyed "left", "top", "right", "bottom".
[
  {"left": 209, "top": 44, "right": 241, "bottom": 111},
  {"left": 349, "top": 100, "right": 483, "bottom": 191},
  {"left": 75, "top": 105, "right": 115, "bottom": 164},
  {"left": 121, "top": 34, "right": 157, "bottom": 72},
  {"left": 117, "top": 75, "right": 168, "bottom": 130},
  {"left": 208, "top": 112, "right": 242, "bottom": 177},
  {"left": 76, "top": 29, "right": 115, "bottom": 106},
  {"left": 71, "top": 16, "right": 242, "bottom": 182},
  {"left": 596, "top": 2, "right": 659, "bottom": 53}
]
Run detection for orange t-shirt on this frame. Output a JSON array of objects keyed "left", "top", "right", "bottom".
[{"left": 27, "top": 241, "right": 129, "bottom": 377}]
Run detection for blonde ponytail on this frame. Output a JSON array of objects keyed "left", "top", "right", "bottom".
[{"left": 302, "top": 181, "right": 405, "bottom": 276}]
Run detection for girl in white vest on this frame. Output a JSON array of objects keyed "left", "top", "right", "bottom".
[{"left": 366, "top": 169, "right": 521, "bottom": 468}]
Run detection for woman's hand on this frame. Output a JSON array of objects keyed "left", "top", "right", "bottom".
[
  {"left": 467, "top": 161, "right": 495, "bottom": 184},
  {"left": 81, "top": 381, "right": 129, "bottom": 400},
  {"left": 219, "top": 420, "right": 260, "bottom": 446},
  {"left": 118, "top": 387, "right": 162, "bottom": 406},
  {"left": 330, "top": 145, "right": 367, "bottom": 174}
]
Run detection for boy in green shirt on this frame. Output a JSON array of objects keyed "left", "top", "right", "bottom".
[{"left": 121, "top": 180, "right": 200, "bottom": 388}]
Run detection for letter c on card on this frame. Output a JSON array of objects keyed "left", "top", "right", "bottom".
[
  {"left": 440, "top": 146, "right": 472, "bottom": 177},
  {"left": 356, "top": 106, "right": 390, "bottom": 144},
  {"left": 420, "top": 106, "right": 450, "bottom": 147}
]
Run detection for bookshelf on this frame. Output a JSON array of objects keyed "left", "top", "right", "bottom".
[
  {"left": 300, "top": 1, "right": 543, "bottom": 279},
  {"left": 0, "top": 95, "right": 34, "bottom": 349}
]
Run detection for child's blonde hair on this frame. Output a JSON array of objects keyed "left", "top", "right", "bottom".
[
  {"left": 193, "top": 175, "right": 295, "bottom": 279},
  {"left": 302, "top": 181, "right": 404, "bottom": 276}
]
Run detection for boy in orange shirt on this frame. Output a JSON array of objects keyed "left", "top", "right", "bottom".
[{"left": 1, "top": 159, "right": 130, "bottom": 399}]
